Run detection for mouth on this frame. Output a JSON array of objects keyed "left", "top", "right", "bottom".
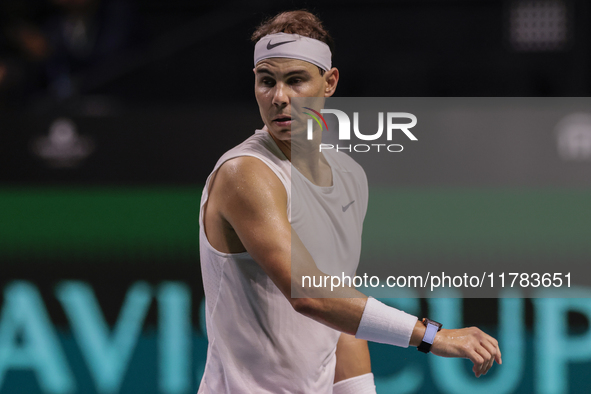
[{"left": 272, "top": 115, "right": 292, "bottom": 127}]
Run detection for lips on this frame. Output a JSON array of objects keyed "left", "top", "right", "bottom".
[
  {"left": 273, "top": 115, "right": 291, "bottom": 122},
  {"left": 273, "top": 115, "right": 292, "bottom": 127}
]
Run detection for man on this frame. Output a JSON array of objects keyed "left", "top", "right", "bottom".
[{"left": 198, "top": 10, "right": 501, "bottom": 393}]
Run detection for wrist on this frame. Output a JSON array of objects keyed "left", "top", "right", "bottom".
[
  {"left": 409, "top": 319, "right": 426, "bottom": 347},
  {"left": 355, "top": 297, "right": 418, "bottom": 348},
  {"left": 416, "top": 318, "right": 443, "bottom": 353}
]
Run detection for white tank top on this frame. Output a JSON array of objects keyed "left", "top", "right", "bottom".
[{"left": 198, "top": 128, "right": 368, "bottom": 394}]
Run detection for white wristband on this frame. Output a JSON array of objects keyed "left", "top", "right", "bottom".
[
  {"left": 333, "top": 372, "right": 376, "bottom": 394},
  {"left": 355, "top": 297, "right": 418, "bottom": 348}
]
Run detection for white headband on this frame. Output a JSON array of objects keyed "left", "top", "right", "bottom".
[{"left": 254, "top": 33, "right": 332, "bottom": 71}]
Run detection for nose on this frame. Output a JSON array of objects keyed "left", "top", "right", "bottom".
[{"left": 272, "top": 82, "right": 289, "bottom": 108}]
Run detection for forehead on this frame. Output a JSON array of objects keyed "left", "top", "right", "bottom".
[{"left": 255, "top": 57, "right": 318, "bottom": 75}]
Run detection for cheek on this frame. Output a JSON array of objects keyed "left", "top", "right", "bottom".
[
  {"left": 254, "top": 89, "right": 269, "bottom": 105},
  {"left": 255, "top": 93, "right": 272, "bottom": 119},
  {"left": 255, "top": 85, "right": 273, "bottom": 99},
  {"left": 299, "top": 81, "right": 324, "bottom": 96}
]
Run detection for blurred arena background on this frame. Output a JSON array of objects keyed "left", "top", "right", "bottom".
[{"left": 1, "top": 0, "right": 590, "bottom": 393}]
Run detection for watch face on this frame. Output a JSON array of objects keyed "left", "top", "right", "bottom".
[{"left": 423, "top": 318, "right": 443, "bottom": 330}]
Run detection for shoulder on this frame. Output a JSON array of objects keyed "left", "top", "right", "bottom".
[
  {"left": 216, "top": 156, "right": 284, "bottom": 190},
  {"left": 213, "top": 156, "right": 288, "bottom": 210}
]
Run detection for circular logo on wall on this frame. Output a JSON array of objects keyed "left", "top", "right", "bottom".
[
  {"left": 31, "top": 118, "right": 95, "bottom": 168},
  {"left": 556, "top": 113, "right": 591, "bottom": 161}
]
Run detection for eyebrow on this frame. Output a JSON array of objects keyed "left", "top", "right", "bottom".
[{"left": 256, "top": 68, "right": 311, "bottom": 78}]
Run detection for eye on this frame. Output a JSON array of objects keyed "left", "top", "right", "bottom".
[
  {"left": 288, "top": 77, "right": 303, "bottom": 85},
  {"left": 259, "top": 77, "right": 275, "bottom": 87}
]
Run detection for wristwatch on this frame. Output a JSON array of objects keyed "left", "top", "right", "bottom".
[{"left": 417, "top": 318, "right": 442, "bottom": 354}]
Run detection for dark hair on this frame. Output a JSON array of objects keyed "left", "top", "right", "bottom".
[{"left": 251, "top": 10, "right": 334, "bottom": 75}]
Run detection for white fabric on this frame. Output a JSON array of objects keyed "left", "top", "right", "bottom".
[
  {"left": 254, "top": 32, "right": 332, "bottom": 70},
  {"left": 355, "top": 297, "right": 418, "bottom": 348},
  {"left": 333, "top": 373, "right": 377, "bottom": 394},
  {"left": 198, "top": 128, "right": 369, "bottom": 393},
  {"left": 290, "top": 145, "right": 369, "bottom": 279}
]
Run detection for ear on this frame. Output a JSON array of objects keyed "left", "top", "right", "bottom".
[{"left": 324, "top": 67, "right": 339, "bottom": 97}]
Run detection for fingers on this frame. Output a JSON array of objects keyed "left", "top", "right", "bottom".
[
  {"left": 469, "top": 351, "right": 485, "bottom": 377},
  {"left": 463, "top": 328, "right": 502, "bottom": 377},
  {"left": 482, "top": 333, "right": 502, "bottom": 367},
  {"left": 481, "top": 352, "right": 494, "bottom": 376},
  {"left": 494, "top": 340, "right": 502, "bottom": 365},
  {"left": 470, "top": 347, "right": 494, "bottom": 377},
  {"left": 481, "top": 332, "right": 502, "bottom": 365},
  {"left": 479, "top": 338, "right": 499, "bottom": 374}
]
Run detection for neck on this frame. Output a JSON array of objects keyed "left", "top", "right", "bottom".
[{"left": 267, "top": 129, "right": 332, "bottom": 187}]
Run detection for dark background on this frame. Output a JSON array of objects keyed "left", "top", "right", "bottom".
[{"left": 2, "top": 0, "right": 590, "bottom": 184}]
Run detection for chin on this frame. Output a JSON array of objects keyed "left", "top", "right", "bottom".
[
  {"left": 267, "top": 127, "right": 291, "bottom": 141},
  {"left": 268, "top": 124, "right": 290, "bottom": 134},
  {"left": 275, "top": 130, "right": 292, "bottom": 140}
]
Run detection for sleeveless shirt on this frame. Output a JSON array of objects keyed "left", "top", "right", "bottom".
[{"left": 198, "top": 128, "right": 368, "bottom": 393}]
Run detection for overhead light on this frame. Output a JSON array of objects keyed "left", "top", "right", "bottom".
[{"left": 509, "top": 0, "right": 570, "bottom": 51}]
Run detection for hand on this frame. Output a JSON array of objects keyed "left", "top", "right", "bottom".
[{"left": 430, "top": 327, "right": 502, "bottom": 377}]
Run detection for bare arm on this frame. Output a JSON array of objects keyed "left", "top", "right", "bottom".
[
  {"left": 209, "top": 156, "right": 501, "bottom": 377},
  {"left": 211, "top": 156, "right": 367, "bottom": 333},
  {"left": 334, "top": 333, "right": 372, "bottom": 383}
]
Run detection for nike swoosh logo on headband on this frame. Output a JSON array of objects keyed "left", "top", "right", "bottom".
[{"left": 267, "top": 40, "right": 296, "bottom": 50}]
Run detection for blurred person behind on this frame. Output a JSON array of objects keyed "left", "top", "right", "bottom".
[
  {"left": 42, "top": 0, "right": 142, "bottom": 100},
  {"left": 0, "top": 0, "right": 50, "bottom": 108}
]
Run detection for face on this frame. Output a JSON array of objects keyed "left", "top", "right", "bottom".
[{"left": 254, "top": 58, "right": 337, "bottom": 144}]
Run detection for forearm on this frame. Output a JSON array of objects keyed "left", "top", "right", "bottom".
[
  {"left": 293, "top": 294, "right": 419, "bottom": 352},
  {"left": 291, "top": 215, "right": 500, "bottom": 377},
  {"left": 292, "top": 295, "right": 368, "bottom": 335},
  {"left": 290, "top": 232, "right": 418, "bottom": 339}
]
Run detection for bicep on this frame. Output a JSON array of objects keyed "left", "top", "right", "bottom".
[{"left": 216, "top": 157, "right": 294, "bottom": 299}]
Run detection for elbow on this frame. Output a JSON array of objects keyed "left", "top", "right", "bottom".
[{"left": 291, "top": 297, "right": 322, "bottom": 316}]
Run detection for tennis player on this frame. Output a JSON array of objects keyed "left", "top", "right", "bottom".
[{"left": 198, "top": 10, "right": 501, "bottom": 393}]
